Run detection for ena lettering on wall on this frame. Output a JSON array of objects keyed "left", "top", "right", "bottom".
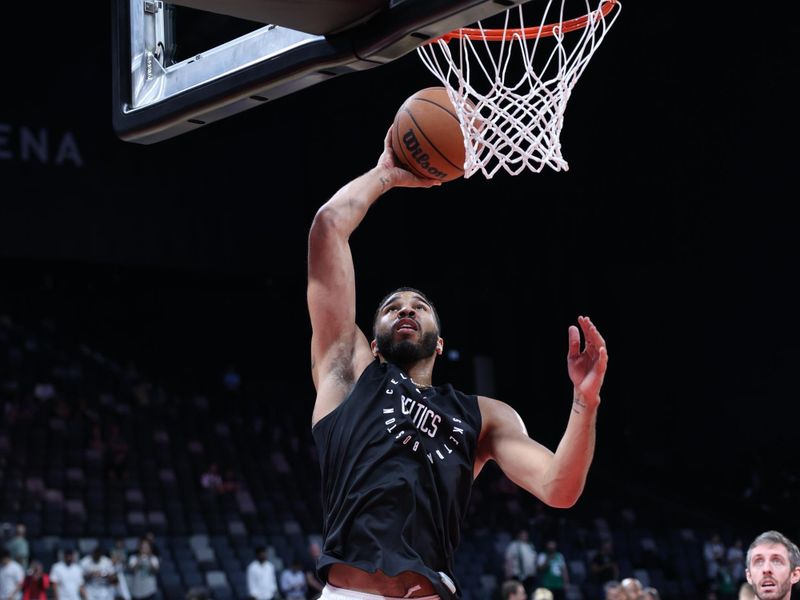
[{"left": 0, "top": 124, "right": 84, "bottom": 167}]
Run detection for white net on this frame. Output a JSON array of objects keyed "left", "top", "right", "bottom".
[{"left": 417, "top": 0, "right": 620, "bottom": 179}]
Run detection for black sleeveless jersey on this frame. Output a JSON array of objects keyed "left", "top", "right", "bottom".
[{"left": 311, "top": 360, "right": 483, "bottom": 600}]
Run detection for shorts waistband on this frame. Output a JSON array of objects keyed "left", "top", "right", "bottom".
[{"left": 322, "top": 583, "right": 440, "bottom": 600}]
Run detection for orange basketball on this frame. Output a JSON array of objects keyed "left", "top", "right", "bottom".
[{"left": 391, "top": 87, "right": 466, "bottom": 182}]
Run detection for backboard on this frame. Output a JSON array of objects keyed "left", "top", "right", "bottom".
[{"left": 112, "top": 0, "right": 533, "bottom": 144}]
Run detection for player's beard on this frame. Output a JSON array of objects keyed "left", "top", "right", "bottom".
[{"left": 376, "top": 329, "right": 439, "bottom": 366}]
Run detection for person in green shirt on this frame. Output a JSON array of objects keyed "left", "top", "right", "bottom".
[
  {"left": 5, "top": 524, "right": 28, "bottom": 570},
  {"left": 536, "top": 540, "right": 569, "bottom": 600}
]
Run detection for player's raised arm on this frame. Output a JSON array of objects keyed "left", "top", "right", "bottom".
[
  {"left": 307, "top": 127, "right": 438, "bottom": 424},
  {"left": 475, "top": 316, "right": 608, "bottom": 508}
]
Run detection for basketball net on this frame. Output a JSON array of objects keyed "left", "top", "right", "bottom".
[{"left": 417, "top": 0, "right": 620, "bottom": 178}]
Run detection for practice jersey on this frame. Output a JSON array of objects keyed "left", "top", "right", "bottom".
[{"left": 312, "top": 359, "right": 482, "bottom": 599}]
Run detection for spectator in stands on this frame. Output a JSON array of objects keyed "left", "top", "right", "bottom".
[
  {"left": 127, "top": 539, "right": 159, "bottom": 600},
  {"left": 590, "top": 540, "right": 619, "bottom": 586},
  {"left": 603, "top": 581, "right": 625, "bottom": 600},
  {"left": 537, "top": 541, "right": 569, "bottom": 600},
  {"left": 109, "top": 540, "right": 130, "bottom": 600},
  {"left": 80, "top": 546, "right": 117, "bottom": 600},
  {"left": 0, "top": 548, "right": 24, "bottom": 600},
  {"left": 141, "top": 533, "right": 160, "bottom": 558},
  {"left": 641, "top": 587, "right": 660, "bottom": 600},
  {"left": 716, "top": 560, "right": 738, "bottom": 600},
  {"left": 200, "top": 463, "right": 224, "bottom": 494},
  {"left": 532, "top": 589, "right": 553, "bottom": 600},
  {"left": 21, "top": 560, "right": 50, "bottom": 600},
  {"left": 737, "top": 582, "right": 755, "bottom": 600},
  {"left": 49, "top": 548, "right": 85, "bottom": 600},
  {"left": 281, "top": 560, "right": 308, "bottom": 600},
  {"left": 4, "top": 525, "right": 28, "bottom": 570},
  {"left": 727, "top": 538, "right": 745, "bottom": 586},
  {"left": 504, "top": 530, "right": 537, "bottom": 595},
  {"left": 499, "top": 579, "right": 526, "bottom": 600},
  {"left": 109, "top": 540, "right": 126, "bottom": 567},
  {"left": 247, "top": 547, "right": 277, "bottom": 600},
  {"left": 705, "top": 533, "right": 726, "bottom": 583},
  {"left": 303, "top": 542, "right": 324, "bottom": 600},
  {"left": 620, "top": 577, "right": 643, "bottom": 600},
  {"left": 744, "top": 530, "right": 800, "bottom": 600}
]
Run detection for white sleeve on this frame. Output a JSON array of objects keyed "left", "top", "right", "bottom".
[
  {"left": 246, "top": 563, "right": 257, "bottom": 596},
  {"left": 268, "top": 563, "right": 278, "bottom": 598}
]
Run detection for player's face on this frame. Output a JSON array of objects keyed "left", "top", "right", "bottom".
[
  {"left": 746, "top": 543, "right": 800, "bottom": 600},
  {"left": 373, "top": 291, "right": 442, "bottom": 364}
]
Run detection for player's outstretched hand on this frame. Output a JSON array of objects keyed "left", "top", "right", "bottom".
[{"left": 567, "top": 315, "right": 608, "bottom": 409}]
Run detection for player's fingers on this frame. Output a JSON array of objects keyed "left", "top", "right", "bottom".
[
  {"left": 581, "top": 316, "right": 607, "bottom": 350},
  {"left": 597, "top": 346, "right": 609, "bottom": 371},
  {"left": 395, "top": 168, "right": 441, "bottom": 188},
  {"left": 567, "top": 324, "right": 581, "bottom": 358}
]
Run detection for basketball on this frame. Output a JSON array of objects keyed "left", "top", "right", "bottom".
[{"left": 391, "top": 87, "right": 466, "bottom": 182}]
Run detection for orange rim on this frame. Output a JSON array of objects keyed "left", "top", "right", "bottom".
[{"left": 435, "top": 0, "right": 617, "bottom": 43}]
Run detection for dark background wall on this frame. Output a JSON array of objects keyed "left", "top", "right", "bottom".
[{"left": 2, "top": 1, "right": 799, "bottom": 530}]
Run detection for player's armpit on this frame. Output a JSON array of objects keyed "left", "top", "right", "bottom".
[{"left": 476, "top": 396, "right": 556, "bottom": 499}]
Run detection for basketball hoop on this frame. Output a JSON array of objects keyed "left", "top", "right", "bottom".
[{"left": 417, "top": 0, "right": 621, "bottom": 178}]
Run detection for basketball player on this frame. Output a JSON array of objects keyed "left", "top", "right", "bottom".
[
  {"left": 307, "top": 127, "right": 609, "bottom": 600},
  {"left": 745, "top": 531, "right": 800, "bottom": 600}
]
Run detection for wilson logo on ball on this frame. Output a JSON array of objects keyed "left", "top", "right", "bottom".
[{"left": 401, "top": 129, "right": 449, "bottom": 180}]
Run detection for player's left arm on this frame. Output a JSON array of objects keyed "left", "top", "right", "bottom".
[{"left": 475, "top": 316, "right": 608, "bottom": 508}]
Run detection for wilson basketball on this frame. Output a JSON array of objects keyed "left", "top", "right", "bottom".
[{"left": 391, "top": 87, "right": 466, "bottom": 182}]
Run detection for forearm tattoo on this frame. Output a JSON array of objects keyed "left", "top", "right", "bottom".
[
  {"left": 572, "top": 396, "right": 588, "bottom": 414},
  {"left": 380, "top": 176, "right": 390, "bottom": 192}
]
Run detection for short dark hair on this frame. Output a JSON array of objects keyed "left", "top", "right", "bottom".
[
  {"left": 255, "top": 546, "right": 266, "bottom": 555},
  {"left": 373, "top": 287, "right": 441, "bottom": 338}
]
